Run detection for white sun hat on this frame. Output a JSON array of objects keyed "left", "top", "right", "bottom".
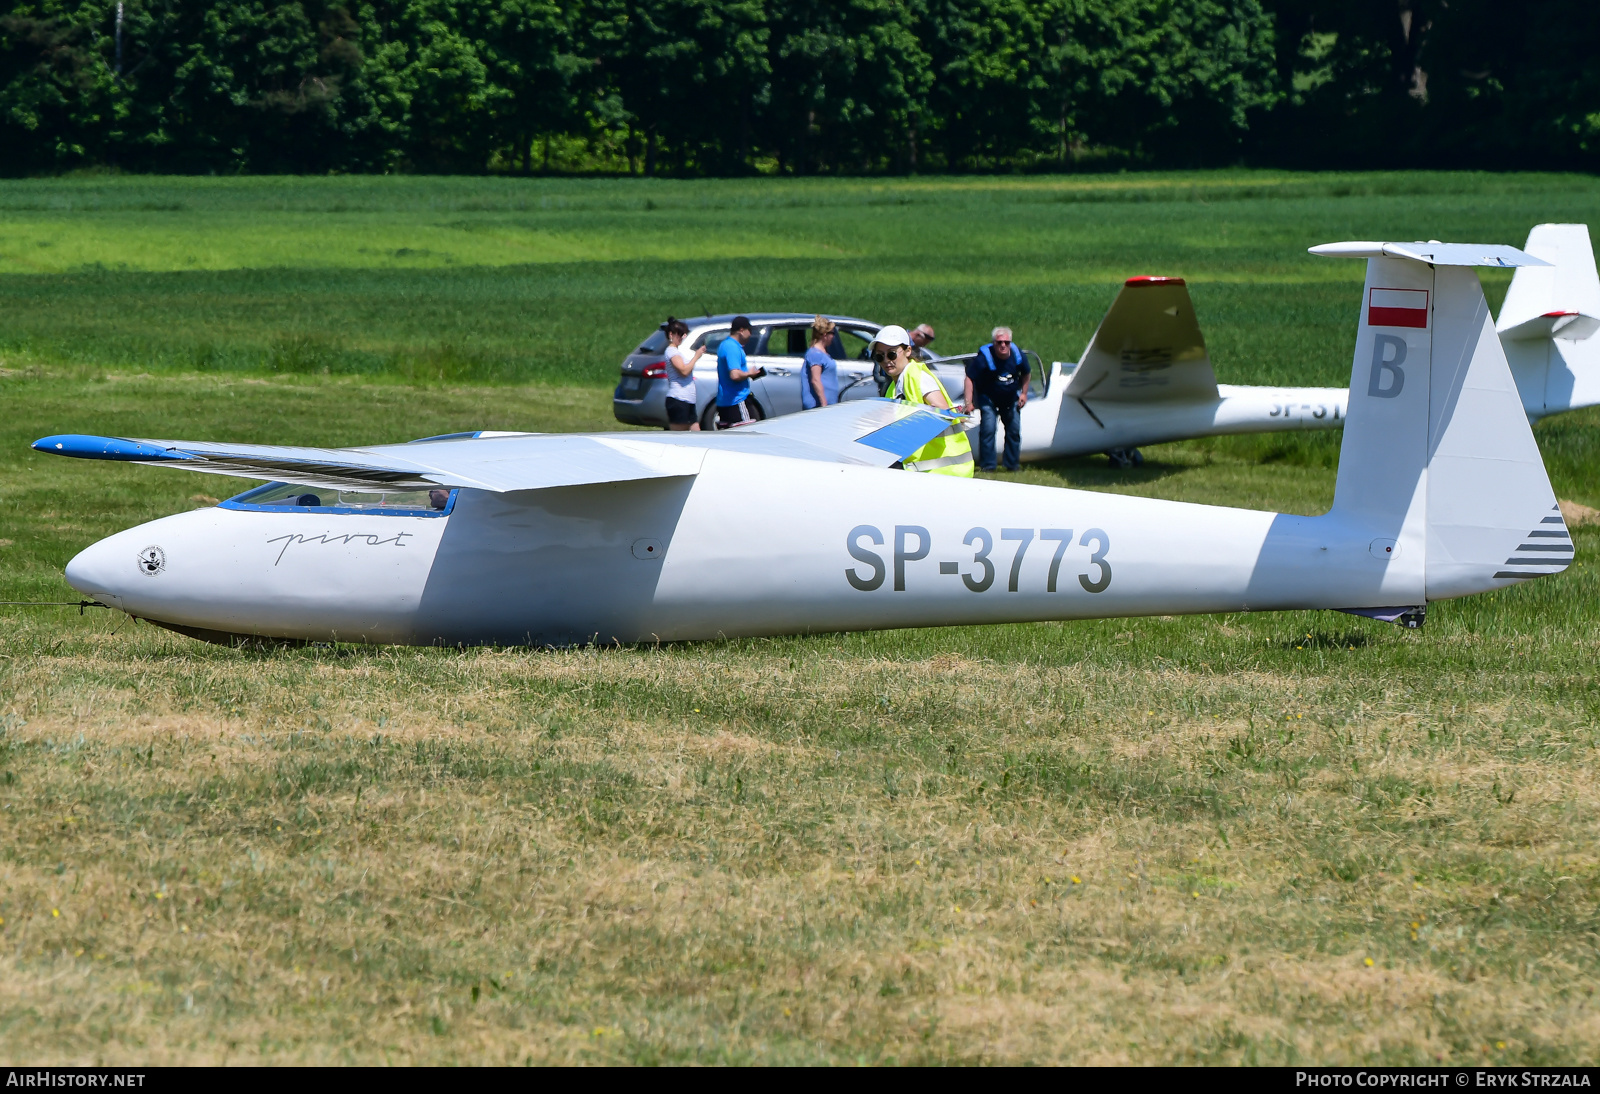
[{"left": 871, "top": 324, "right": 912, "bottom": 348}]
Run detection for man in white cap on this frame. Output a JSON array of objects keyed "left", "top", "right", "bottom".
[
  {"left": 908, "top": 323, "right": 937, "bottom": 361},
  {"left": 872, "top": 325, "right": 973, "bottom": 477}
]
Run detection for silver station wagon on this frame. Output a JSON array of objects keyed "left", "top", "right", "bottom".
[{"left": 611, "top": 313, "right": 1048, "bottom": 429}]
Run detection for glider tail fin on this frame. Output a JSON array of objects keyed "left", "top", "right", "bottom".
[
  {"left": 1497, "top": 224, "right": 1600, "bottom": 341},
  {"left": 1060, "top": 276, "right": 1219, "bottom": 403},
  {"left": 1497, "top": 223, "right": 1600, "bottom": 419},
  {"left": 1311, "top": 241, "right": 1567, "bottom": 607}
]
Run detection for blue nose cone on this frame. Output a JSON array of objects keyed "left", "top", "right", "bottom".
[{"left": 32, "top": 435, "right": 191, "bottom": 461}]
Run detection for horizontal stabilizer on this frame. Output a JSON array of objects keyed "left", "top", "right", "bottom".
[
  {"left": 1499, "top": 311, "right": 1600, "bottom": 342},
  {"left": 1061, "top": 276, "right": 1218, "bottom": 403},
  {"left": 1309, "top": 241, "right": 1551, "bottom": 267}
]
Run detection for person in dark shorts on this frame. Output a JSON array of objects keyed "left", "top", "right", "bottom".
[
  {"left": 715, "top": 316, "right": 764, "bottom": 428},
  {"left": 661, "top": 317, "right": 705, "bottom": 430}
]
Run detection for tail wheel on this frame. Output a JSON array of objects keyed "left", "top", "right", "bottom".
[{"left": 1105, "top": 448, "right": 1144, "bottom": 469}]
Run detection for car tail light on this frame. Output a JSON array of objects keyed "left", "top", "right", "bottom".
[{"left": 641, "top": 363, "right": 667, "bottom": 379}]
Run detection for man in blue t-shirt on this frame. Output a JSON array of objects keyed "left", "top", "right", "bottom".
[
  {"left": 962, "top": 325, "right": 1030, "bottom": 471},
  {"left": 715, "top": 316, "right": 764, "bottom": 428}
]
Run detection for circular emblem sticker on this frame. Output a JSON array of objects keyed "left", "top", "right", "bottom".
[{"left": 137, "top": 545, "right": 166, "bottom": 576}]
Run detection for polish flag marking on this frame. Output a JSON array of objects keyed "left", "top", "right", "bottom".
[{"left": 1368, "top": 287, "right": 1429, "bottom": 329}]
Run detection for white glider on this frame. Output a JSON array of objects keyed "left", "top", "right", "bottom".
[
  {"left": 39, "top": 240, "right": 1569, "bottom": 646},
  {"left": 1011, "top": 275, "right": 1347, "bottom": 465}
]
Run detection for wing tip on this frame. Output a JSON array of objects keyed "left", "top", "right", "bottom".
[
  {"left": 32, "top": 434, "right": 191, "bottom": 462},
  {"left": 1124, "top": 275, "right": 1186, "bottom": 287}
]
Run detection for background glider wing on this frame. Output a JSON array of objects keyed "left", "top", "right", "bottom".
[{"left": 1060, "top": 276, "right": 1218, "bottom": 403}]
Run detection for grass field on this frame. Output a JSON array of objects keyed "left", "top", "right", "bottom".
[{"left": 2, "top": 172, "right": 1599, "bottom": 1064}]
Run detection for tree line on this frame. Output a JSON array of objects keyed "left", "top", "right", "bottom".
[{"left": 2, "top": 0, "right": 1596, "bottom": 177}]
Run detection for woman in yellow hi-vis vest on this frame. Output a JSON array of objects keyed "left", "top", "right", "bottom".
[{"left": 871, "top": 325, "right": 974, "bottom": 477}]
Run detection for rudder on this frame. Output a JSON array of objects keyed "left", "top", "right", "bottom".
[{"left": 1428, "top": 264, "right": 1569, "bottom": 597}]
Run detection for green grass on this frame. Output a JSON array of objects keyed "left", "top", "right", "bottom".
[
  {"left": 4, "top": 170, "right": 1600, "bottom": 385},
  {"left": 2, "top": 172, "right": 1600, "bottom": 1064}
]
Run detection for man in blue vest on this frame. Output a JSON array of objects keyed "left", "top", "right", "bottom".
[{"left": 962, "top": 326, "right": 1030, "bottom": 472}]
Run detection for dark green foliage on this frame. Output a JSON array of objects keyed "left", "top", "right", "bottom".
[
  {"left": 16, "top": 0, "right": 1589, "bottom": 175},
  {"left": 1262, "top": 0, "right": 1600, "bottom": 169}
]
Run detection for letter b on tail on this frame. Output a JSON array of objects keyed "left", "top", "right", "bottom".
[{"left": 1368, "top": 334, "right": 1407, "bottom": 398}]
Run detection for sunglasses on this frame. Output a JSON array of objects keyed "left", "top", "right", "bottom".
[
  {"left": 871, "top": 346, "right": 902, "bottom": 363},
  {"left": 993, "top": 338, "right": 1012, "bottom": 345}
]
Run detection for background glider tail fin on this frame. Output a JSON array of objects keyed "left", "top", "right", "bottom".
[
  {"left": 1060, "top": 276, "right": 1218, "bottom": 403},
  {"left": 1314, "top": 241, "right": 1564, "bottom": 604},
  {"left": 1496, "top": 223, "right": 1600, "bottom": 341},
  {"left": 1497, "top": 224, "right": 1600, "bottom": 419}
]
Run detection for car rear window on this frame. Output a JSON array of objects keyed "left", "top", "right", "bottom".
[
  {"left": 837, "top": 328, "right": 873, "bottom": 359},
  {"left": 694, "top": 329, "right": 731, "bottom": 352},
  {"left": 637, "top": 329, "right": 668, "bottom": 354}
]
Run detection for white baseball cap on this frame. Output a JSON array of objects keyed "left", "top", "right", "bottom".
[{"left": 871, "top": 324, "right": 912, "bottom": 348}]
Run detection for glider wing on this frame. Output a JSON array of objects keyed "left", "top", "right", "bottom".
[
  {"left": 31, "top": 400, "right": 955, "bottom": 493},
  {"left": 31, "top": 433, "right": 706, "bottom": 493},
  {"left": 739, "top": 398, "right": 965, "bottom": 465}
]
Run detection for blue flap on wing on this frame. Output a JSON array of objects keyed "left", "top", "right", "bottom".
[{"left": 855, "top": 409, "right": 961, "bottom": 459}]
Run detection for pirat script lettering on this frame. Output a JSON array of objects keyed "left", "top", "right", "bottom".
[{"left": 267, "top": 531, "right": 414, "bottom": 566}]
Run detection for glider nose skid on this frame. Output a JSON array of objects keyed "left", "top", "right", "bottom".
[{"left": 65, "top": 503, "right": 447, "bottom": 643}]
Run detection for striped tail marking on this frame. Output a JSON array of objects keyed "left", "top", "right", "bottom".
[{"left": 1493, "top": 505, "right": 1575, "bottom": 579}]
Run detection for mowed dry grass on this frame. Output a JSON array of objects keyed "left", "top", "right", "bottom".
[{"left": 2, "top": 606, "right": 1596, "bottom": 1064}]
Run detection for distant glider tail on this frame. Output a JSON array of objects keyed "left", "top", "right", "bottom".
[
  {"left": 1060, "top": 276, "right": 1219, "bottom": 403},
  {"left": 1497, "top": 223, "right": 1600, "bottom": 419},
  {"left": 1497, "top": 224, "right": 1600, "bottom": 341},
  {"left": 1310, "top": 240, "right": 1569, "bottom": 605}
]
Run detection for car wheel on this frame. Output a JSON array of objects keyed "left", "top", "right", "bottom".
[{"left": 702, "top": 400, "right": 765, "bottom": 431}]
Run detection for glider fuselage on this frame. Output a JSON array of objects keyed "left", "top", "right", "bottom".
[
  {"left": 1018, "top": 378, "right": 1346, "bottom": 461},
  {"left": 67, "top": 449, "right": 1411, "bottom": 646}
]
